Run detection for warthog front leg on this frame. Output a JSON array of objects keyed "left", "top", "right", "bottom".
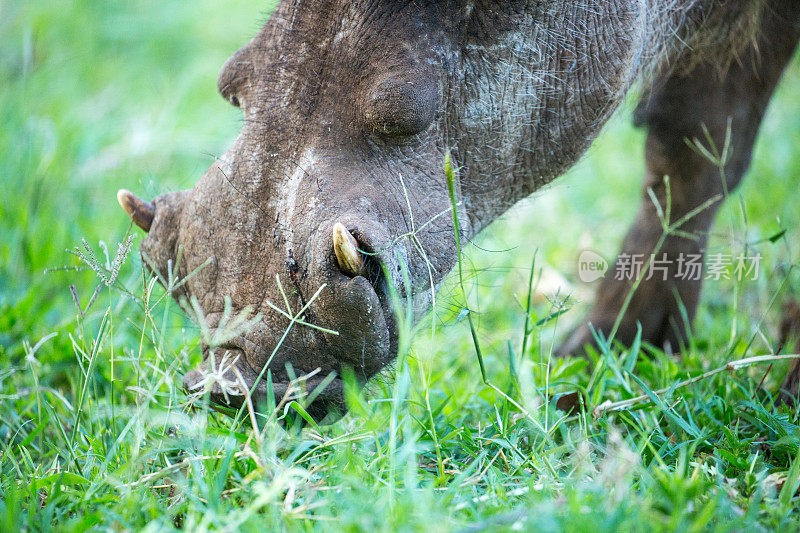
[{"left": 560, "top": 2, "right": 800, "bottom": 355}]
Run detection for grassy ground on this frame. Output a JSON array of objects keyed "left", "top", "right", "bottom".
[{"left": 3, "top": 1, "right": 800, "bottom": 531}]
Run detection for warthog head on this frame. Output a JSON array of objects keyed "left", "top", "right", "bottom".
[{"left": 119, "top": 1, "right": 665, "bottom": 420}]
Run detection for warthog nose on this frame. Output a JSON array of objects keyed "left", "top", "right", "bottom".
[{"left": 332, "top": 222, "right": 365, "bottom": 277}]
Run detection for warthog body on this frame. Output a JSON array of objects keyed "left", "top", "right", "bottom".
[{"left": 118, "top": 0, "right": 800, "bottom": 419}]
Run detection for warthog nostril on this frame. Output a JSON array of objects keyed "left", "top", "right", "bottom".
[{"left": 332, "top": 222, "right": 365, "bottom": 277}]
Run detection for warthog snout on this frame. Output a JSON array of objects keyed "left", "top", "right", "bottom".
[{"left": 119, "top": 187, "right": 410, "bottom": 420}]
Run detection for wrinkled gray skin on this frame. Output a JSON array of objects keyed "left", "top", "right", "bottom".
[{"left": 131, "top": 0, "right": 793, "bottom": 420}]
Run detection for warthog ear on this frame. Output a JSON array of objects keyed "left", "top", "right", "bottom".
[{"left": 117, "top": 189, "right": 154, "bottom": 231}]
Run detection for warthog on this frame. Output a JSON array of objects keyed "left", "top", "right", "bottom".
[{"left": 117, "top": 0, "right": 800, "bottom": 420}]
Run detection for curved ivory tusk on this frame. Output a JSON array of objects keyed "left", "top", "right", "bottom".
[
  {"left": 332, "top": 222, "right": 364, "bottom": 276},
  {"left": 117, "top": 189, "right": 155, "bottom": 232}
]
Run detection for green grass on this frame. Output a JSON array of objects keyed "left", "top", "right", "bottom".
[{"left": 3, "top": 1, "right": 800, "bottom": 531}]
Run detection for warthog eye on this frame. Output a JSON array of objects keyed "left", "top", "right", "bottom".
[{"left": 362, "top": 77, "right": 438, "bottom": 137}]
